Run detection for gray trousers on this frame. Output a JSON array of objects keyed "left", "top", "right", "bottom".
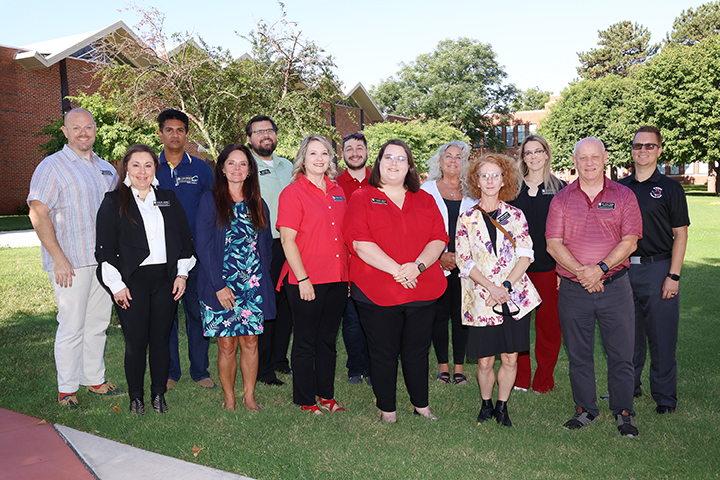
[
  {"left": 629, "top": 258, "right": 679, "bottom": 408},
  {"left": 558, "top": 274, "right": 635, "bottom": 417}
]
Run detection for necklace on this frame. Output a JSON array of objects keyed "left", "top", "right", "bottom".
[{"left": 441, "top": 179, "right": 461, "bottom": 197}]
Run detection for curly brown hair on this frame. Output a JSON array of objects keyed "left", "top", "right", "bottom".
[{"left": 465, "top": 153, "right": 521, "bottom": 202}]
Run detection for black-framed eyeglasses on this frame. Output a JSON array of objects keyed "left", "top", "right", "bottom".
[
  {"left": 631, "top": 143, "right": 658, "bottom": 151},
  {"left": 492, "top": 299, "right": 521, "bottom": 318},
  {"left": 251, "top": 128, "right": 277, "bottom": 136}
]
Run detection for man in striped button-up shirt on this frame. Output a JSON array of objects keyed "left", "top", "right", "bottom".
[{"left": 28, "top": 108, "right": 125, "bottom": 408}]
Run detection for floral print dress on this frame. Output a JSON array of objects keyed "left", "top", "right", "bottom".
[{"left": 201, "top": 202, "right": 264, "bottom": 337}]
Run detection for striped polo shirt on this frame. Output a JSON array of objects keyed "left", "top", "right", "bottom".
[
  {"left": 545, "top": 177, "right": 642, "bottom": 282},
  {"left": 27, "top": 145, "right": 118, "bottom": 271}
]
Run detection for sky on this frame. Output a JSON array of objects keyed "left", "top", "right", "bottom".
[{"left": 2, "top": 0, "right": 711, "bottom": 96}]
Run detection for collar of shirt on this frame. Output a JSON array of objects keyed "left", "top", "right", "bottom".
[
  {"left": 159, "top": 150, "right": 192, "bottom": 168},
  {"left": 627, "top": 168, "right": 662, "bottom": 184},
  {"left": 62, "top": 144, "right": 101, "bottom": 164}
]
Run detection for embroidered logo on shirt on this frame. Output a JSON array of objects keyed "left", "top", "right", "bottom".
[
  {"left": 154, "top": 200, "right": 171, "bottom": 207},
  {"left": 177, "top": 175, "right": 199, "bottom": 185},
  {"left": 100, "top": 170, "right": 114, "bottom": 176},
  {"left": 597, "top": 202, "right": 616, "bottom": 210},
  {"left": 259, "top": 170, "right": 271, "bottom": 176},
  {"left": 497, "top": 212, "right": 511, "bottom": 224},
  {"left": 332, "top": 195, "right": 345, "bottom": 202},
  {"left": 650, "top": 186, "right": 663, "bottom": 199},
  {"left": 371, "top": 198, "right": 388, "bottom": 205}
]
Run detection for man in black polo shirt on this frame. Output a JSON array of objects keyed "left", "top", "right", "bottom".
[{"left": 618, "top": 126, "right": 689, "bottom": 414}]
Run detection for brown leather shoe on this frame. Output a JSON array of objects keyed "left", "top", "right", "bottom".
[
  {"left": 195, "top": 378, "right": 216, "bottom": 388},
  {"left": 166, "top": 379, "right": 177, "bottom": 390}
]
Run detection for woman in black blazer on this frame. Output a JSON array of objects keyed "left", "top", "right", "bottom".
[{"left": 96, "top": 144, "right": 196, "bottom": 415}]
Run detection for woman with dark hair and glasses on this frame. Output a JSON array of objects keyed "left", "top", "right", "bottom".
[
  {"left": 509, "top": 135, "right": 566, "bottom": 394},
  {"left": 456, "top": 154, "right": 541, "bottom": 427},
  {"left": 344, "top": 139, "right": 448, "bottom": 422},
  {"left": 195, "top": 144, "right": 274, "bottom": 411},
  {"left": 96, "top": 144, "right": 196, "bottom": 415}
]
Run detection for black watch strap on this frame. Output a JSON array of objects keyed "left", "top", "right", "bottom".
[
  {"left": 502, "top": 280, "right": 512, "bottom": 292},
  {"left": 598, "top": 261, "right": 609, "bottom": 274},
  {"left": 667, "top": 273, "right": 680, "bottom": 281}
]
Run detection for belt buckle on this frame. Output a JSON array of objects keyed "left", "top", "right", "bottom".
[{"left": 629, "top": 256, "right": 642, "bottom": 265}]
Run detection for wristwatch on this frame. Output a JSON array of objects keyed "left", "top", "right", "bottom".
[
  {"left": 502, "top": 280, "right": 512, "bottom": 292},
  {"left": 597, "top": 261, "right": 609, "bottom": 274},
  {"left": 415, "top": 261, "right": 426, "bottom": 274},
  {"left": 667, "top": 273, "right": 680, "bottom": 281}
]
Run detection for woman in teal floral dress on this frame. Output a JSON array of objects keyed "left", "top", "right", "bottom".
[{"left": 196, "top": 144, "right": 275, "bottom": 411}]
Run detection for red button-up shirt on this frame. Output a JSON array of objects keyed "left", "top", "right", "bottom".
[
  {"left": 344, "top": 186, "right": 449, "bottom": 306},
  {"left": 336, "top": 167, "right": 371, "bottom": 200},
  {"left": 546, "top": 177, "right": 642, "bottom": 281},
  {"left": 276, "top": 174, "right": 349, "bottom": 288}
]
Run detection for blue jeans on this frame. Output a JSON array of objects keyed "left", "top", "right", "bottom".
[
  {"left": 342, "top": 298, "right": 370, "bottom": 377},
  {"left": 168, "top": 267, "right": 210, "bottom": 382}
]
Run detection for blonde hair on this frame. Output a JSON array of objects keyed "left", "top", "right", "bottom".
[{"left": 291, "top": 135, "right": 338, "bottom": 181}]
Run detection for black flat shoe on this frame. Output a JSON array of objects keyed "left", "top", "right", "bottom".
[
  {"left": 476, "top": 399, "right": 494, "bottom": 424},
  {"left": 151, "top": 393, "right": 168, "bottom": 413},
  {"left": 494, "top": 400, "right": 512, "bottom": 427},
  {"left": 261, "top": 378, "right": 286, "bottom": 386},
  {"left": 130, "top": 397, "right": 144, "bottom": 415}
]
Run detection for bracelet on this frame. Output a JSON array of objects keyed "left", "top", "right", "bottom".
[
  {"left": 297, "top": 276, "right": 310, "bottom": 283},
  {"left": 176, "top": 274, "right": 188, "bottom": 280}
]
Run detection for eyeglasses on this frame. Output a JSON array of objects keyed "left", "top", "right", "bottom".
[
  {"left": 251, "top": 128, "right": 276, "bottom": 136},
  {"left": 523, "top": 149, "right": 546, "bottom": 158},
  {"left": 478, "top": 172, "right": 503, "bottom": 181},
  {"left": 631, "top": 143, "right": 659, "bottom": 151},
  {"left": 382, "top": 154, "right": 407, "bottom": 164},
  {"left": 492, "top": 299, "right": 520, "bottom": 317},
  {"left": 343, "top": 133, "right": 365, "bottom": 139}
]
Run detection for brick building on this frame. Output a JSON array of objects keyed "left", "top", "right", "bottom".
[{"left": 0, "top": 23, "right": 407, "bottom": 215}]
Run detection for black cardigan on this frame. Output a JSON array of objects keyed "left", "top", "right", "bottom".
[{"left": 95, "top": 187, "right": 195, "bottom": 294}]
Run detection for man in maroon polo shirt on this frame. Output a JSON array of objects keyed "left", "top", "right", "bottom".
[
  {"left": 546, "top": 137, "right": 643, "bottom": 437},
  {"left": 336, "top": 133, "right": 372, "bottom": 385}
]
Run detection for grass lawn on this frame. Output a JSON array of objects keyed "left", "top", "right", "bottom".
[
  {"left": 1, "top": 195, "right": 718, "bottom": 479},
  {"left": 0, "top": 215, "right": 33, "bottom": 232}
]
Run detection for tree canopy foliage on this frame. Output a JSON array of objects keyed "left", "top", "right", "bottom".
[
  {"left": 37, "top": 92, "right": 160, "bottom": 161},
  {"left": 665, "top": 1, "right": 720, "bottom": 46},
  {"left": 370, "top": 38, "right": 516, "bottom": 146},
  {"left": 360, "top": 119, "right": 470, "bottom": 174},
  {"left": 512, "top": 87, "right": 552, "bottom": 111},
  {"left": 577, "top": 21, "right": 659, "bottom": 80},
  {"left": 538, "top": 75, "right": 634, "bottom": 171},
  {"left": 94, "top": 5, "right": 340, "bottom": 160}
]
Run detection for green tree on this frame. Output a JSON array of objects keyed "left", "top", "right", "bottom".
[
  {"left": 577, "top": 21, "right": 659, "bottom": 80},
  {"left": 665, "top": 1, "right": 720, "bottom": 46},
  {"left": 538, "top": 75, "right": 634, "bottom": 173},
  {"left": 95, "top": 5, "right": 340, "bottom": 161},
  {"left": 361, "top": 119, "right": 470, "bottom": 173},
  {"left": 370, "top": 38, "right": 516, "bottom": 146},
  {"left": 512, "top": 87, "right": 552, "bottom": 111},
  {"left": 37, "top": 92, "right": 160, "bottom": 161},
  {"left": 627, "top": 34, "right": 720, "bottom": 193}
]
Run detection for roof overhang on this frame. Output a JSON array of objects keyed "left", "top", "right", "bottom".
[{"left": 344, "top": 82, "right": 385, "bottom": 122}]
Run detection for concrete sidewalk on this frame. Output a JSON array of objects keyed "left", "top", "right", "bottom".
[
  {"left": 0, "top": 408, "right": 252, "bottom": 480},
  {"left": 0, "top": 229, "right": 41, "bottom": 248}
]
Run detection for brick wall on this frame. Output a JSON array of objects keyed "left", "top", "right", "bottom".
[{"left": 0, "top": 46, "right": 98, "bottom": 215}]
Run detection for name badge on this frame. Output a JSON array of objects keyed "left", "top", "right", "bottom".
[
  {"left": 371, "top": 198, "right": 387, "bottom": 205},
  {"left": 597, "top": 202, "right": 616, "bottom": 210},
  {"left": 154, "top": 200, "right": 171, "bottom": 207},
  {"left": 100, "top": 170, "right": 114, "bottom": 176},
  {"left": 177, "top": 175, "right": 198, "bottom": 185},
  {"left": 541, "top": 188, "right": 555, "bottom": 195},
  {"left": 497, "top": 212, "right": 511, "bottom": 224},
  {"left": 332, "top": 195, "right": 345, "bottom": 202},
  {"left": 259, "top": 169, "right": 271, "bottom": 176}
]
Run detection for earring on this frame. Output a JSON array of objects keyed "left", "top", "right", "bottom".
[
  {"left": 123, "top": 172, "right": 131, "bottom": 187},
  {"left": 151, "top": 175, "right": 159, "bottom": 187}
]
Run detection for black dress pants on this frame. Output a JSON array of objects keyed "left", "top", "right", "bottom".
[{"left": 116, "top": 264, "right": 177, "bottom": 399}]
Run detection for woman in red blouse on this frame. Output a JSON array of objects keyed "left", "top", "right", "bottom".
[
  {"left": 277, "top": 135, "right": 348, "bottom": 415},
  {"left": 344, "top": 139, "right": 448, "bottom": 422}
]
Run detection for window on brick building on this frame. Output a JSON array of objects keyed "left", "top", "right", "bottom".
[
  {"left": 517, "top": 125, "right": 526, "bottom": 144},
  {"left": 529, "top": 124, "right": 537, "bottom": 134},
  {"left": 505, "top": 126, "right": 514, "bottom": 147}
]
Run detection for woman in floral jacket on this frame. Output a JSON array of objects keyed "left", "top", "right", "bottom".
[{"left": 456, "top": 154, "right": 541, "bottom": 428}]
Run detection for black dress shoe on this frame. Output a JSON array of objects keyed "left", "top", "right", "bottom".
[
  {"left": 262, "top": 378, "right": 286, "bottom": 386},
  {"left": 476, "top": 399, "right": 494, "bottom": 424},
  {"left": 494, "top": 400, "right": 512, "bottom": 427},
  {"left": 151, "top": 393, "right": 168, "bottom": 413},
  {"left": 130, "top": 397, "right": 144, "bottom": 415},
  {"left": 655, "top": 405, "right": 676, "bottom": 414}
]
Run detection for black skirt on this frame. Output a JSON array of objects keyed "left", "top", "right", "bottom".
[{"left": 466, "top": 312, "right": 531, "bottom": 358}]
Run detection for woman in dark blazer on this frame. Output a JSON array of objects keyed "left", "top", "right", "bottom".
[
  {"left": 96, "top": 144, "right": 196, "bottom": 415},
  {"left": 195, "top": 144, "right": 275, "bottom": 411}
]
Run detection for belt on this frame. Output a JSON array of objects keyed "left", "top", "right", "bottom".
[
  {"left": 629, "top": 252, "right": 672, "bottom": 265},
  {"left": 603, "top": 267, "right": 628, "bottom": 285}
]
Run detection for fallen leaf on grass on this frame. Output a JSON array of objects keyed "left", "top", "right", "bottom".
[
  {"left": 113, "top": 406, "right": 122, "bottom": 413},
  {"left": 192, "top": 445, "right": 203, "bottom": 457},
  {"left": 37, "top": 419, "right": 47, "bottom": 425}
]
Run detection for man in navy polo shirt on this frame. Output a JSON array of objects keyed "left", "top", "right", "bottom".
[
  {"left": 618, "top": 126, "right": 689, "bottom": 415},
  {"left": 156, "top": 109, "right": 216, "bottom": 390}
]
